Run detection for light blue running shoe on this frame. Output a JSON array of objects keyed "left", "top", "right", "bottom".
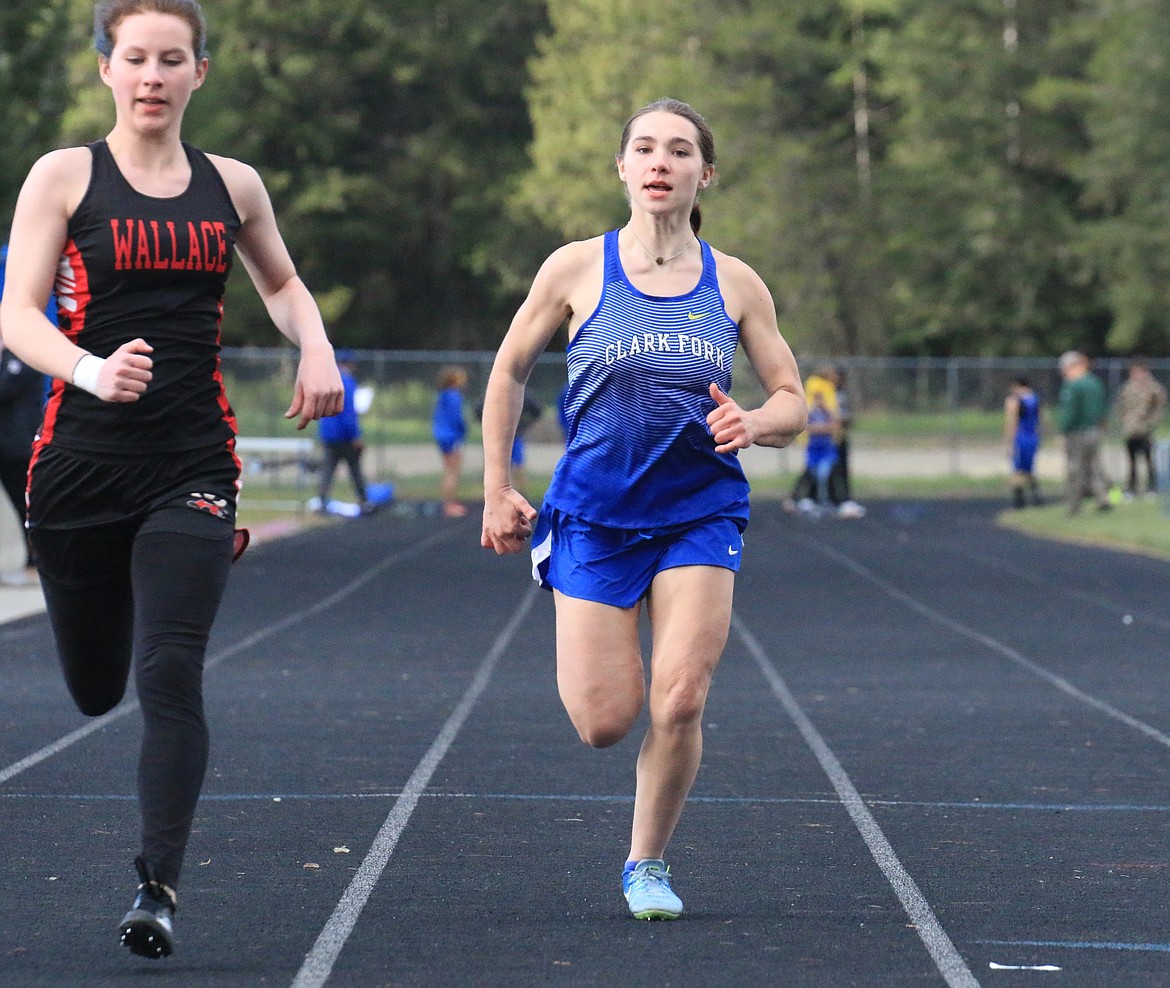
[{"left": 622, "top": 859, "right": 683, "bottom": 920}]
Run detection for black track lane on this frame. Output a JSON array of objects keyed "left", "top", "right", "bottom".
[{"left": 2, "top": 500, "right": 1170, "bottom": 986}]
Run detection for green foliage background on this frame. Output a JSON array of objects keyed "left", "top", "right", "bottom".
[{"left": 4, "top": 0, "right": 1170, "bottom": 358}]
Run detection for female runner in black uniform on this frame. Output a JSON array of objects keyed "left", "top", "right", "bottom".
[{"left": 0, "top": 0, "right": 343, "bottom": 960}]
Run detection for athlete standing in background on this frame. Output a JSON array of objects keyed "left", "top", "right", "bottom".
[
  {"left": 1004, "top": 377, "right": 1042, "bottom": 508},
  {"left": 481, "top": 98, "right": 806, "bottom": 920},
  {"left": 0, "top": 0, "right": 342, "bottom": 959},
  {"left": 432, "top": 365, "right": 470, "bottom": 517}
]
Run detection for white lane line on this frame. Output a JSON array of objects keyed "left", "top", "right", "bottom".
[
  {"left": 290, "top": 585, "right": 537, "bottom": 988},
  {"left": 927, "top": 537, "right": 1170, "bottom": 633},
  {"left": 0, "top": 526, "right": 462, "bottom": 786},
  {"left": 732, "top": 613, "right": 981, "bottom": 988},
  {"left": 810, "top": 540, "right": 1170, "bottom": 751}
]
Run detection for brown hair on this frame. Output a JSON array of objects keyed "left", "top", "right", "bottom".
[
  {"left": 437, "top": 366, "right": 468, "bottom": 390},
  {"left": 94, "top": 0, "right": 208, "bottom": 60},
  {"left": 618, "top": 98, "right": 716, "bottom": 234}
]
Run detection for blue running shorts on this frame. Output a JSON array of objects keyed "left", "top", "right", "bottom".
[
  {"left": 1013, "top": 434, "right": 1039, "bottom": 473},
  {"left": 530, "top": 505, "right": 746, "bottom": 608}
]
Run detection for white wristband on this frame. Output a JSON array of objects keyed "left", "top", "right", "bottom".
[{"left": 71, "top": 353, "right": 107, "bottom": 396}]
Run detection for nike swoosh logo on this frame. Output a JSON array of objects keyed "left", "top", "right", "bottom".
[
  {"left": 687, "top": 312, "right": 707, "bottom": 321},
  {"left": 728, "top": 546, "right": 739, "bottom": 555}
]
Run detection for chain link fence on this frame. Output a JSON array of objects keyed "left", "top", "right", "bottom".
[
  {"left": 4, "top": 352, "right": 1167, "bottom": 567},
  {"left": 220, "top": 349, "right": 1168, "bottom": 486}
]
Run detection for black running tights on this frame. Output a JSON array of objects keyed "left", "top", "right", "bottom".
[{"left": 30, "top": 507, "right": 234, "bottom": 890}]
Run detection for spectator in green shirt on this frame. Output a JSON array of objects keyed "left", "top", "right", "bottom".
[{"left": 1058, "top": 350, "right": 1111, "bottom": 515}]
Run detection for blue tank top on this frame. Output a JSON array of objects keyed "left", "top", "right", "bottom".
[
  {"left": 1016, "top": 392, "right": 1040, "bottom": 439},
  {"left": 543, "top": 229, "right": 749, "bottom": 529},
  {"left": 806, "top": 405, "right": 836, "bottom": 460}
]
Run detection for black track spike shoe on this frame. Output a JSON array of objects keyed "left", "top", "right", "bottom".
[{"left": 118, "top": 857, "right": 176, "bottom": 959}]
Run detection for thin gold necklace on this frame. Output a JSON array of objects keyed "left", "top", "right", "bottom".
[{"left": 627, "top": 228, "right": 695, "bottom": 266}]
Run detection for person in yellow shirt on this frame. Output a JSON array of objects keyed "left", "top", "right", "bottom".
[
  {"left": 784, "top": 366, "right": 865, "bottom": 518},
  {"left": 803, "top": 366, "right": 838, "bottom": 417}
]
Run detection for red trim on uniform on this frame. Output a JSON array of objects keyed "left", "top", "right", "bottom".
[
  {"left": 212, "top": 299, "right": 243, "bottom": 484},
  {"left": 35, "top": 240, "right": 92, "bottom": 450},
  {"left": 23, "top": 434, "right": 42, "bottom": 515},
  {"left": 55, "top": 239, "right": 91, "bottom": 345}
]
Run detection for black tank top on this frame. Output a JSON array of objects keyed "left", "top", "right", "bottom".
[{"left": 41, "top": 140, "right": 241, "bottom": 455}]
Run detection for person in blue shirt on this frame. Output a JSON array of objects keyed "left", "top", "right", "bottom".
[
  {"left": 1004, "top": 376, "right": 1042, "bottom": 508},
  {"left": 789, "top": 390, "right": 839, "bottom": 513},
  {"left": 782, "top": 366, "right": 864, "bottom": 518},
  {"left": 316, "top": 350, "right": 372, "bottom": 514},
  {"left": 479, "top": 98, "right": 806, "bottom": 921},
  {"left": 433, "top": 365, "right": 469, "bottom": 517}
]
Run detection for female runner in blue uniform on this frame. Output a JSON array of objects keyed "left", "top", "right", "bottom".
[
  {"left": 480, "top": 98, "right": 807, "bottom": 920},
  {"left": 0, "top": 0, "right": 342, "bottom": 959}
]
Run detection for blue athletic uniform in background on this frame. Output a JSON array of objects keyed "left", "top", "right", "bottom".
[
  {"left": 1013, "top": 390, "right": 1041, "bottom": 473},
  {"left": 803, "top": 403, "right": 838, "bottom": 497},
  {"left": 317, "top": 361, "right": 369, "bottom": 506},
  {"left": 432, "top": 386, "right": 466, "bottom": 454}
]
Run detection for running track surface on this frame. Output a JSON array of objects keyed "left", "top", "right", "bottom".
[{"left": 2, "top": 499, "right": 1170, "bottom": 987}]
